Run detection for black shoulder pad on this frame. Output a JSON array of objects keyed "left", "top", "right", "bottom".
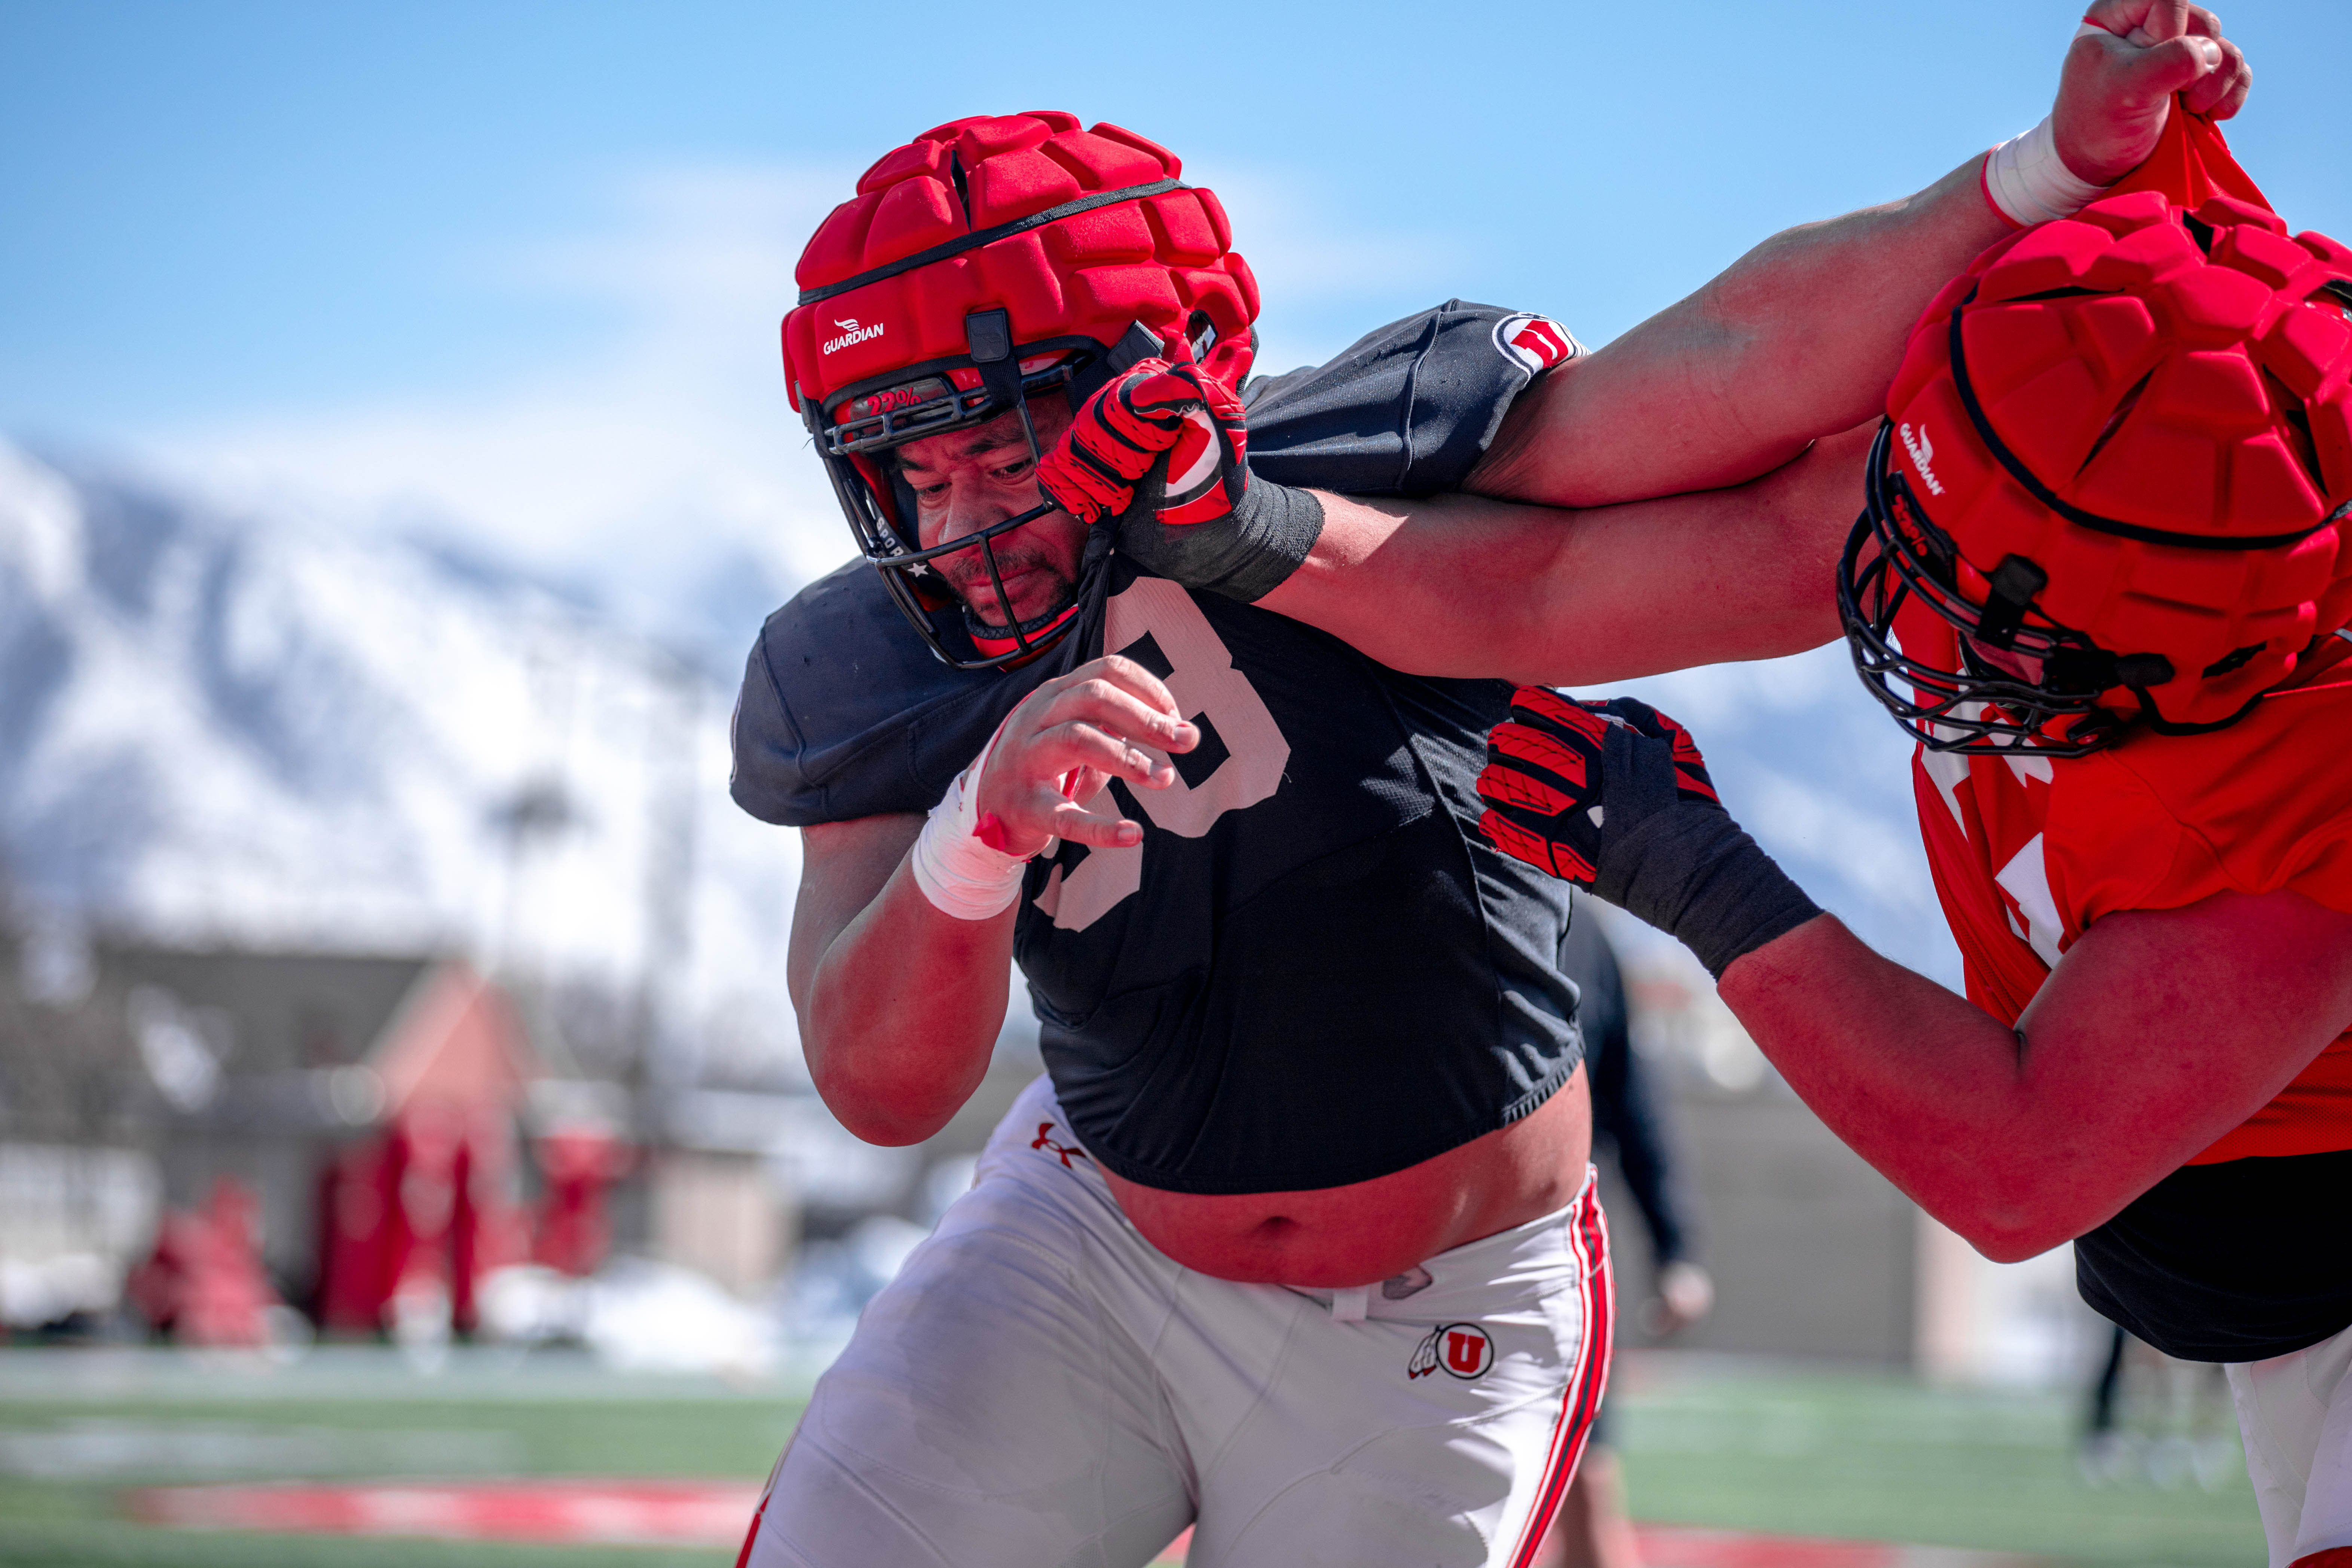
[
  {"left": 728, "top": 560, "right": 1064, "bottom": 826},
  {"left": 1242, "top": 301, "right": 1580, "bottom": 497}
]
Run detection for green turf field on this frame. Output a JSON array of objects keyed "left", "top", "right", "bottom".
[
  {"left": 0, "top": 1348, "right": 2266, "bottom": 1567},
  {"left": 1610, "top": 1357, "right": 2264, "bottom": 1568}
]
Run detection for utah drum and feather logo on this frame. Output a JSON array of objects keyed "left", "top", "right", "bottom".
[{"left": 1407, "top": 1322, "right": 1496, "bottom": 1381}]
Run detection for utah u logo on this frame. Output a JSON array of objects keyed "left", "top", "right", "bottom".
[
  {"left": 1407, "top": 1322, "right": 1496, "bottom": 1381},
  {"left": 1492, "top": 313, "right": 1581, "bottom": 374},
  {"left": 1030, "top": 1122, "right": 1089, "bottom": 1168}
]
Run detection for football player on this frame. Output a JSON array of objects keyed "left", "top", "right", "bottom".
[
  {"left": 727, "top": 11, "right": 2251, "bottom": 1561},
  {"left": 1469, "top": 188, "right": 2352, "bottom": 1568}
]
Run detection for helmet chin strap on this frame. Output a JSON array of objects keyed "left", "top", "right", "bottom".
[
  {"left": 2126, "top": 683, "right": 2269, "bottom": 737},
  {"left": 967, "top": 597, "right": 1080, "bottom": 660},
  {"left": 964, "top": 595, "right": 1082, "bottom": 658}
]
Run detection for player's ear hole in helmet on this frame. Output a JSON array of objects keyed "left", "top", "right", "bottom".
[
  {"left": 1838, "top": 192, "right": 2352, "bottom": 757},
  {"left": 781, "top": 113, "right": 1260, "bottom": 671}
]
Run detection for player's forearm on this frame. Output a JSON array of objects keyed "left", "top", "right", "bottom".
[
  {"left": 1477, "top": 158, "right": 2003, "bottom": 508},
  {"left": 802, "top": 862, "right": 1012, "bottom": 1146},
  {"left": 1715, "top": 916, "right": 2125, "bottom": 1260},
  {"left": 1260, "top": 426, "right": 1866, "bottom": 684},
  {"left": 1717, "top": 908, "right": 2348, "bottom": 1261}
]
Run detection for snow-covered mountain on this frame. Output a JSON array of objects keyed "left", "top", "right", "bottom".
[
  {"left": 0, "top": 438, "right": 806, "bottom": 1076},
  {"left": 0, "top": 433, "right": 1959, "bottom": 1084}
]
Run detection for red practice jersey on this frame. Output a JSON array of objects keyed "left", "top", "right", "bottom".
[{"left": 1911, "top": 643, "right": 2352, "bottom": 1164}]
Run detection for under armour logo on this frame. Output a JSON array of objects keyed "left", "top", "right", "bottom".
[{"left": 1030, "top": 1121, "right": 1089, "bottom": 1168}]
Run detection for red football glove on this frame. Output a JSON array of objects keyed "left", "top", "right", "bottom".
[
  {"left": 1038, "top": 333, "right": 1321, "bottom": 603},
  {"left": 1477, "top": 691, "right": 1721, "bottom": 884},
  {"left": 1038, "top": 335, "right": 1254, "bottom": 530},
  {"left": 1477, "top": 688, "right": 1816, "bottom": 979}
]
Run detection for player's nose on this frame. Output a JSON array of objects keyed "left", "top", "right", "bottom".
[{"left": 937, "top": 477, "right": 1039, "bottom": 546}]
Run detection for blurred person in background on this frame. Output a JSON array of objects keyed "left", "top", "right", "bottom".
[
  {"left": 2082, "top": 1322, "right": 2240, "bottom": 1490},
  {"left": 1539, "top": 913, "right": 1714, "bottom": 1568}
]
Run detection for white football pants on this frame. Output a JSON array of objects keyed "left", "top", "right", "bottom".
[
  {"left": 2232, "top": 1318, "right": 2352, "bottom": 1568},
  {"left": 738, "top": 1074, "right": 1612, "bottom": 1568}
]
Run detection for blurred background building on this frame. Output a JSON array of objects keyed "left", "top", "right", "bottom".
[{"left": 0, "top": 848, "right": 2092, "bottom": 1393}]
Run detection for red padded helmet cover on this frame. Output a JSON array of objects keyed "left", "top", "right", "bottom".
[
  {"left": 1885, "top": 192, "right": 2352, "bottom": 726},
  {"left": 780, "top": 113, "right": 1259, "bottom": 417}
]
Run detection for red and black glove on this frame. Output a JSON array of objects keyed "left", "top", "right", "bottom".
[
  {"left": 1037, "top": 336, "right": 1323, "bottom": 603},
  {"left": 1478, "top": 690, "right": 1819, "bottom": 979}
]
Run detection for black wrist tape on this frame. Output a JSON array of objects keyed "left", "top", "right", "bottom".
[
  {"left": 1118, "top": 473, "right": 1324, "bottom": 603},
  {"left": 1597, "top": 809, "right": 1822, "bottom": 980}
]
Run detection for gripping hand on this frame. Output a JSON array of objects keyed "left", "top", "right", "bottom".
[
  {"left": 2059, "top": 4, "right": 2251, "bottom": 185},
  {"left": 1037, "top": 338, "right": 1251, "bottom": 529},
  {"left": 1477, "top": 690, "right": 1819, "bottom": 979},
  {"left": 1037, "top": 336, "right": 1323, "bottom": 603},
  {"left": 1477, "top": 692, "right": 1717, "bottom": 881}
]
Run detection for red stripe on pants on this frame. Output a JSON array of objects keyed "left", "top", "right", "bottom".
[{"left": 1506, "top": 1185, "right": 1615, "bottom": 1568}]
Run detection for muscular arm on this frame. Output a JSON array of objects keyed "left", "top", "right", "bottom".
[
  {"left": 1716, "top": 892, "right": 2352, "bottom": 1261},
  {"left": 788, "top": 813, "right": 1014, "bottom": 1146},
  {"left": 1469, "top": 4, "right": 2247, "bottom": 507},
  {"left": 1258, "top": 423, "right": 1873, "bottom": 684},
  {"left": 1470, "top": 160, "right": 2004, "bottom": 508},
  {"left": 1240, "top": 7, "right": 2246, "bottom": 679},
  {"left": 786, "top": 655, "right": 1193, "bottom": 1146}
]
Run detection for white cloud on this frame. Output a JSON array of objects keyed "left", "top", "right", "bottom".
[
  {"left": 145, "top": 161, "right": 865, "bottom": 639},
  {"left": 1205, "top": 168, "right": 1478, "bottom": 369}
]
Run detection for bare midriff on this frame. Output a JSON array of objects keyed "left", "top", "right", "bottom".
[{"left": 1101, "top": 1066, "right": 1594, "bottom": 1288}]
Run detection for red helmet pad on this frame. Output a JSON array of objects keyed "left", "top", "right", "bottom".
[
  {"left": 782, "top": 113, "right": 1258, "bottom": 419},
  {"left": 779, "top": 113, "right": 1262, "bottom": 670},
  {"left": 1878, "top": 192, "right": 2352, "bottom": 733}
]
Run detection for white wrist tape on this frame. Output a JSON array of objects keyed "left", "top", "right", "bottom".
[
  {"left": 1984, "top": 113, "right": 2111, "bottom": 228},
  {"left": 909, "top": 720, "right": 1036, "bottom": 921}
]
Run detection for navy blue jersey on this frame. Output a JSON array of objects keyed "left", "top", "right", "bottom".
[{"left": 734, "top": 302, "right": 1585, "bottom": 1194}]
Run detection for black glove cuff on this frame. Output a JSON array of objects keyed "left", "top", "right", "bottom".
[
  {"left": 1597, "top": 809, "right": 1822, "bottom": 981},
  {"left": 1215, "top": 477, "right": 1325, "bottom": 602},
  {"left": 1117, "top": 473, "right": 1324, "bottom": 603}
]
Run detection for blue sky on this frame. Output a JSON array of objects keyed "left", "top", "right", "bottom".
[{"left": 3, "top": 0, "right": 2345, "bottom": 621}]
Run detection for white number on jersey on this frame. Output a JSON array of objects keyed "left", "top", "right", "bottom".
[{"left": 1033, "top": 578, "right": 1291, "bottom": 932}]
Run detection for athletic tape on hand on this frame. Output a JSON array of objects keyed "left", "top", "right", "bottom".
[
  {"left": 1984, "top": 113, "right": 2111, "bottom": 228},
  {"left": 909, "top": 716, "right": 1037, "bottom": 921}
]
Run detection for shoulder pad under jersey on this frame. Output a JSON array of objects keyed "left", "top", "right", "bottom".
[
  {"left": 728, "top": 559, "right": 1083, "bottom": 826},
  {"left": 1243, "top": 300, "right": 1582, "bottom": 496}
]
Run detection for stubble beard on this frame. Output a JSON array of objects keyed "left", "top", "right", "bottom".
[{"left": 943, "top": 542, "right": 1076, "bottom": 633}]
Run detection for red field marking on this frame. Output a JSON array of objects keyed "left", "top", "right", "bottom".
[
  {"left": 1634, "top": 1525, "right": 2045, "bottom": 1568},
  {"left": 128, "top": 1483, "right": 2045, "bottom": 1566},
  {"left": 1152, "top": 1523, "right": 2039, "bottom": 1566},
  {"left": 127, "top": 1480, "right": 763, "bottom": 1546}
]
